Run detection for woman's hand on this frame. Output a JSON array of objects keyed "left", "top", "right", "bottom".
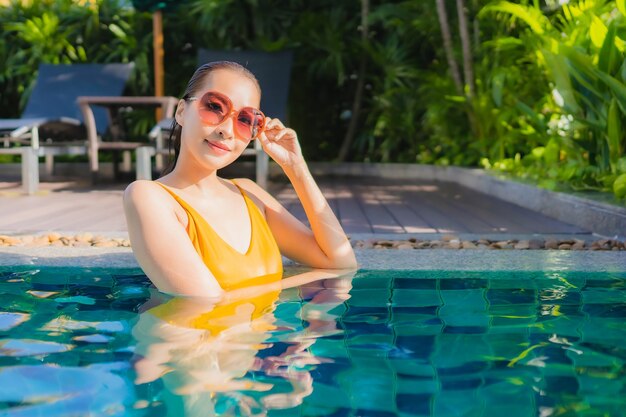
[{"left": 259, "top": 118, "right": 305, "bottom": 170}]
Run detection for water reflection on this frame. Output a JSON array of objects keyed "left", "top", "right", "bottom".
[
  {"left": 131, "top": 269, "right": 355, "bottom": 416},
  {"left": 1, "top": 267, "right": 625, "bottom": 416}
]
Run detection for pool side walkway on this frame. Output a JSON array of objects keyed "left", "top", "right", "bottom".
[
  {"left": 0, "top": 176, "right": 589, "bottom": 237},
  {"left": 2, "top": 174, "right": 624, "bottom": 271}
]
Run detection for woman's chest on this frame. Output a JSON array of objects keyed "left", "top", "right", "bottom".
[{"left": 173, "top": 195, "right": 254, "bottom": 254}]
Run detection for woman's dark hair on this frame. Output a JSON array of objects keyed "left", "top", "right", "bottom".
[{"left": 161, "top": 61, "right": 261, "bottom": 176}]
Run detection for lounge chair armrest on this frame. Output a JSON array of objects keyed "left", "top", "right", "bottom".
[{"left": 149, "top": 117, "right": 175, "bottom": 139}]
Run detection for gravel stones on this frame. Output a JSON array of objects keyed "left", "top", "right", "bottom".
[
  {"left": 1, "top": 234, "right": 624, "bottom": 251},
  {"left": 353, "top": 236, "right": 625, "bottom": 251},
  {"left": 0, "top": 234, "right": 130, "bottom": 248}
]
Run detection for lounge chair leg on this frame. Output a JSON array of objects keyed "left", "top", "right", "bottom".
[
  {"left": 256, "top": 151, "right": 268, "bottom": 190},
  {"left": 44, "top": 154, "right": 54, "bottom": 176},
  {"left": 88, "top": 143, "right": 99, "bottom": 183},
  {"left": 122, "top": 150, "right": 132, "bottom": 173},
  {"left": 155, "top": 130, "right": 164, "bottom": 171},
  {"left": 136, "top": 146, "right": 155, "bottom": 181},
  {"left": 22, "top": 147, "right": 39, "bottom": 195},
  {"left": 112, "top": 150, "right": 121, "bottom": 180}
]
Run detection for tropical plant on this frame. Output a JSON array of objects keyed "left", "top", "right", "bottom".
[
  {"left": 1, "top": 0, "right": 625, "bottom": 201},
  {"left": 0, "top": 0, "right": 152, "bottom": 127},
  {"left": 482, "top": 0, "right": 626, "bottom": 198}
]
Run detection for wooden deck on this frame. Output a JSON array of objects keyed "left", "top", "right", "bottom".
[{"left": 0, "top": 176, "right": 588, "bottom": 235}]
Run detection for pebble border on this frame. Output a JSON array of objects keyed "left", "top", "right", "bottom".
[
  {"left": 1, "top": 233, "right": 624, "bottom": 251},
  {"left": 353, "top": 236, "right": 625, "bottom": 251},
  {"left": 0, "top": 233, "right": 130, "bottom": 248}
]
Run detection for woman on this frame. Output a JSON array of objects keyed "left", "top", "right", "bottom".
[{"left": 124, "top": 61, "right": 357, "bottom": 297}]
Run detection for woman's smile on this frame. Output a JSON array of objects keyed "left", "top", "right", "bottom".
[{"left": 205, "top": 139, "right": 231, "bottom": 154}]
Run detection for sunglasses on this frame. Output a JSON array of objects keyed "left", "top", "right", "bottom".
[{"left": 187, "top": 91, "right": 266, "bottom": 140}]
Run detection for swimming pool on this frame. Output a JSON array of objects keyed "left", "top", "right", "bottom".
[{"left": 0, "top": 264, "right": 624, "bottom": 417}]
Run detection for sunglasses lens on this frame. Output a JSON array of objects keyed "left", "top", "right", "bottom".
[
  {"left": 198, "top": 93, "right": 229, "bottom": 124},
  {"left": 236, "top": 108, "right": 265, "bottom": 139},
  {"left": 195, "top": 91, "right": 265, "bottom": 139}
]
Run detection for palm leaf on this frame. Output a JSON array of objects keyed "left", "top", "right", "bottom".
[{"left": 480, "top": 1, "right": 551, "bottom": 35}]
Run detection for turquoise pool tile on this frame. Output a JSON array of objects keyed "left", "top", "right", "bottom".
[
  {"left": 567, "top": 346, "right": 623, "bottom": 368},
  {"left": 439, "top": 288, "right": 487, "bottom": 306},
  {"left": 394, "top": 277, "right": 438, "bottom": 290},
  {"left": 439, "top": 278, "right": 488, "bottom": 290},
  {"left": 478, "top": 381, "right": 537, "bottom": 413},
  {"left": 432, "top": 389, "right": 484, "bottom": 417},
  {"left": 579, "top": 317, "right": 626, "bottom": 345},
  {"left": 487, "top": 279, "right": 538, "bottom": 290},
  {"left": 583, "top": 392, "right": 626, "bottom": 409},
  {"left": 392, "top": 289, "right": 442, "bottom": 307},
  {"left": 438, "top": 289, "right": 490, "bottom": 328},
  {"left": 581, "top": 288, "right": 626, "bottom": 304},
  {"left": 302, "top": 381, "right": 352, "bottom": 412},
  {"left": 531, "top": 316, "right": 583, "bottom": 338},
  {"left": 577, "top": 374, "right": 624, "bottom": 397},
  {"left": 392, "top": 322, "right": 444, "bottom": 336},
  {"left": 351, "top": 276, "right": 393, "bottom": 290},
  {"left": 337, "top": 368, "right": 398, "bottom": 413},
  {"left": 535, "top": 363, "right": 579, "bottom": 378},
  {"left": 431, "top": 334, "right": 494, "bottom": 368},
  {"left": 389, "top": 359, "right": 436, "bottom": 378},
  {"left": 347, "top": 288, "right": 391, "bottom": 306},
  {"left": 347, "top": 333, "right": 394, "bottom": 348},
  {"left": 488, "top": 303, "right": 536, "bottom": 316},
  {"left": 390, "top": 310, "right": 439, "bottom": 323},
  {"left": 480, "top": 333, "right": 534, "bottom": 359},
  {"left": 538, "top": 288, "right": 582, "bottom": 305},
  {"left": 396, "top": 375, "right": 438, "bottom": 394},
  {"left": 308, "top": 338, "right": 349, "bottom": 359},
  {"left": 486, "top": 288, "right": 537, "bottom": 306},
  {"left": 484, "top": 324, "right": 532, "bottom": 336},
  {"left": 541, "top": 272, "right": 587, "bottom": 287},
  {"left": 488, "top": 303, "right": 538, "bottom": 330}
]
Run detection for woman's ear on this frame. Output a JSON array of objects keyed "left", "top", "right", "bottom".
[{"left": 175, "top": 99, "right": 186, "bottom": 127}]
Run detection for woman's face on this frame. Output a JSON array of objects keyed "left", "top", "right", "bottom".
[{"left": 176, "top": 69, "right": 261, "bottom": 171}]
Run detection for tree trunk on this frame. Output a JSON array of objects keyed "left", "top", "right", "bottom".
[
  {"left": 337, "top": 0, "right": 369, "bottom": 162},
  {"left": 436, "top": 0, "right": 463, "bottom": 96},
  {"left": 153, "top": 10, "right": 164, "bottom": 120},
  {"left": 456, "top": 0, "right": 475, "bottom": 99}
]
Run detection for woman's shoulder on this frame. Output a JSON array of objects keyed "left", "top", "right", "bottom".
[
  {"left": 232, "top": 178, "right": 274, "bottom": 202},
  {"left": 125, "top": 179, "right": 163, "bottom": 197},
  {"left": 233, "top": 177, "right": 277, "bottom": 194},
  {"left": 124, "top": 180, "right": 173, "bottom": 207},
  {"left": 124, "top": 180, "right": 186, "bottom": 225},
  {"left": 231, "top": 177, "right": 279, "bottom": 213}
]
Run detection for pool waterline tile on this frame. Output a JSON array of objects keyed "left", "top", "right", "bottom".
[{"left": 1, "top": 246, "right": 626, "bottom": 273}]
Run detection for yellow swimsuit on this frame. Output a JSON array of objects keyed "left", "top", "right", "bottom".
[
  {"left": 149, "top": 180, "right": 283, "bottom": 333},
  {"left": 155, "top": 180, "right": 283, "bottom": 290}
]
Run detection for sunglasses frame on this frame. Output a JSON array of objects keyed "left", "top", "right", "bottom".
[{"left": 187, "top": 90, "right": 266, "bottom": 140}]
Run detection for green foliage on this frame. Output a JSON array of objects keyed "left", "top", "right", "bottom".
[
  {"left": 0, "top": 0, "right": 625, "bottom": 200},
  {"left": 482, "top": 0, "right": 626, "bottom": 199},
  {"left": 0, "top": 0, "right": 152, "bottom": 122}
]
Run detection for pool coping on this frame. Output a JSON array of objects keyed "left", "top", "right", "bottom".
[{"left": 1, "top": 246, "right": 624, "bottom": 272}]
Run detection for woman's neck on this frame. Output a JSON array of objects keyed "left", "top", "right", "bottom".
[{"left": 160, "top": 163, "right": 225, "bottom": 195}]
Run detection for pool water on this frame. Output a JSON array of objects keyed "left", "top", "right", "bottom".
[{"left": 0, "top": 267, "right": 625, "bottom": 417}]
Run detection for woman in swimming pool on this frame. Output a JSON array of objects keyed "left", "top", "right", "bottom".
[{"left": 124, "top": 61, "right": 357, "bottom": 298}]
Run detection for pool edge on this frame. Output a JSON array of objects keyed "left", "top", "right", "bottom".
[{"left": 1, "top": 247, "right": 624, "bottom": 272}]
